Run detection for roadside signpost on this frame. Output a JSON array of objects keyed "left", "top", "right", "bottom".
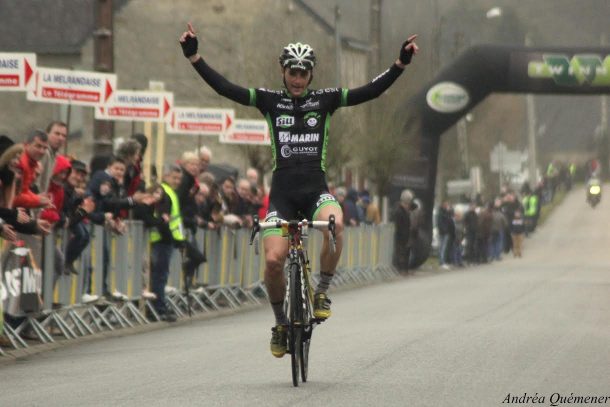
[
  {"left": 27, "top": 66, "right": 116, "bottom": 107},
  {"left": 95, "top": 90, "right": 173, "bottom": 122},
  {"left": 167, "top": 107, "right": 234, "bottom": 136},
  {"left": 220, "top": 118, "right": 270, "bottom": 145},
  {"left": 0, "top": 53, "right": 36, "bottom": 92}
]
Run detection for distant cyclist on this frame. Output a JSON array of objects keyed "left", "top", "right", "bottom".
[{"left": 180, "top": 23, "right": 419, "bottom": 358}]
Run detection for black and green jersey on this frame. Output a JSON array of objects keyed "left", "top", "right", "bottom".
[
  {"left": 191, "top": 58, "right": 404, "bottom": 172},
  {"left": 248, "top": 86, "right": 344, "bottom": 171}
]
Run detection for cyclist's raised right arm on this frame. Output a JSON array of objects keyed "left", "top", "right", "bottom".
[{"left": 180, "top": 23, "right": 251, "bottom": 106}]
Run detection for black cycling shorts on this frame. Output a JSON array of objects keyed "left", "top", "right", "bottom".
[{"left": 263, "top": 169, "right": 339, "bottom": 237}]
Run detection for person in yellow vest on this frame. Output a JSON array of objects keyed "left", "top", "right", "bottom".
[
  {"left": 567, "top": 162, "right": 576, "bottom": 190},
  {"left": 149, "top": 164, "right": 185, "bottom": 322},
  {"left": 521, "top": 184, "right": 538, "bottom": 235}
]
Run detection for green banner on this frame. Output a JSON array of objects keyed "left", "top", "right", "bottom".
[{"left": 529, "top": 54, "right": 610, "bottom": 86}]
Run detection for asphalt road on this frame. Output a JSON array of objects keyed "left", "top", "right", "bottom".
[{"left": 1, "top": 186, "right": 610, "bottom": 407}]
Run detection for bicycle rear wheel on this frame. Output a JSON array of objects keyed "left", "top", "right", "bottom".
[{"left": 288, "top": 262, "right": 303, "bottom": 387}]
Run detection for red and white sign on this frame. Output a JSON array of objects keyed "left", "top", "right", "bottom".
[
  {"left": 166, "top": 107, "right": 234, "bottom": 135},
  {"left": 0, "top": 53, "right": 36, "bottom": 91},
  {"left": 95, "top": 90, "right": 173, "bottom": 122},
  {"left": 27, "top": 67, "right": 116, "bottom": 107},
  {"left": 220, "top": 119, "right": 270, "bottom": 145}
]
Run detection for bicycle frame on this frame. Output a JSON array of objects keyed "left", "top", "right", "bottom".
[{"left": 284, "top": 221, "right": 314, "bottom": 326}]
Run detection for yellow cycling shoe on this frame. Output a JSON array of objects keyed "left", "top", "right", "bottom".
[
  {"left": 313, "top": 292, "right": 332, "bottom": 320},
  {"left": 270, "top": 325, "right": 288, "bottom": 358}
]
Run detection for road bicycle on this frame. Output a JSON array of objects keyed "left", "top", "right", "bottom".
[{"left": 250, "top": 215, "right": 336, "bottom": 387}]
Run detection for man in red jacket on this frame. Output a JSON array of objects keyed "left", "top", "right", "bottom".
[
  {"left": 13, "top": 129, "right": 52, "bottom": 209},
  {"left": 40, "top": 155, "right": 71, "bottom": 224}
]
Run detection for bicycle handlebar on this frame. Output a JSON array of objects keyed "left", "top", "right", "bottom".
[
  {"left": 249, "top": 215, "right": 337, "bottom": 253},
  {"left": 257, "top": 219, "right": 332, "bottom": 230}
]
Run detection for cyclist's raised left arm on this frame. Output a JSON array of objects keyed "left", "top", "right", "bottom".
[
  {"left": 342, "top": 35, "right": 419, "bottom": 107},
  {"left": 180, "top": 23, "right": 251, "bottom": 106}
]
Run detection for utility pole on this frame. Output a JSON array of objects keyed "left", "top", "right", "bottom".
[
  {"left": 93, "top": 0, "right": 114, "bottom": 156},
  {"left": 334, "top": 4, "right": 342, "bottom": 84},
  {"left": 369, "top": 0, "right": 382, "bottom": 78},
  {"left": 525, "top": 34, "right": 538, "bottom": 186},
  {"left": 369, "top": 0, "right": 383, "bottom": 215},
  {"left": 601, "top": 33, "right": 608, "bottom": 179}
]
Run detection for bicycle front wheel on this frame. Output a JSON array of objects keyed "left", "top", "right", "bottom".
[
  {"left": 288, "top": 262, "right": 303, "bottom": 387},
  {"left": 300, "top": 325, "right": 311, "bottom": 382}
]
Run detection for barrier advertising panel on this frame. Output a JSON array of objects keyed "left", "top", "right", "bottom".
[{"left": 1, "top": 244, "right": 42, "bottom": 317}]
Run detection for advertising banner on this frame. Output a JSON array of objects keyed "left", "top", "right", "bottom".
[
  {"left": 220, "top": 119, "right": 270, "bottom": 145},
  {"left": 0, "top": 244, "right": 42, "bottom": 317},
  {"left": 509, "top": 51, "right": 610, "bottom": 92},
  {"left": 167, "top": 107, "right": 234, "bottom": 135},
  {"left": 0, "top": 53, "right": 36, "bottom": 91},
  {"left": 95, "top": 90, "right": 173, "bottom": 122},
  {"left": 27, "top": 67, "right": 116, "bottom": 106}
]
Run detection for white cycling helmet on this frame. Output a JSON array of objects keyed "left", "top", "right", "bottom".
[{"left": 279, "top": 42, "right": 316, "bottom": 71}]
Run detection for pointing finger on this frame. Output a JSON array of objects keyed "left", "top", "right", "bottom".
[{"left": 188, "top": 22, "right": 196, "bottom": 35}]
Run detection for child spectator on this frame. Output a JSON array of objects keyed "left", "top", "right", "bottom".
[
  {"left": 63, "top": 160, "right": 95, "bottom": 283},
  {"left": 510, "top": 210, "right": 525, "bottom": 258}
]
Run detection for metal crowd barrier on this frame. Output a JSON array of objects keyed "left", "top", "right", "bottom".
[{"left": 1, "top": 221, "right": 397, "bottom": 352}]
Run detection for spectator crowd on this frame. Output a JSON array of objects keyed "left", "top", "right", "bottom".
[
  {"left": 1, "top": 122, "right": 584, "bottom": 343},
  {"left": 1, "top": 122, "right": 385, "bottom": 340},
  {"left": 432, "top": 160, "right": 579, "bottom": 271}
]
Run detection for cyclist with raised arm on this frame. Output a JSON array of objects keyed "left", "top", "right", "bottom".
[{"left": 179, "top": 23, "right": 419, "bottom": 358}]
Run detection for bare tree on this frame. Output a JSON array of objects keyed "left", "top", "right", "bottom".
[
  {"left": 356, "top": 87, "right": 417, "bottom": 197},
  {"left": 243, "top": 144, "right": 273, "bottom": 176}
]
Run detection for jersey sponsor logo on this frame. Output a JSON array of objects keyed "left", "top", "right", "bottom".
[
  {"left": 304, "top": 112, "right": 321, "bottom": 129},
  {"left": 301, "top": 97, "right": 320, "bottom": 110},
  {"left": 258, "top": 87, "right": 282, "bottom": 95},
  {"left": 293, "top": 146, "right": 318, "bottom": 154},
  {"left": 276, "top": 103, "right": 293, "bottom": 110},
  {"left": 315, "top": 88, "right": 339, "bottom": 95},
  {"left": 280, "top": 145, "right": 292, "bottom": 158},
  {"left": 276, "top": 115, "right": 294, "bottom": 128},
  {"left": 280, "top": 145, "right": 318, "bottom": 158},
  {"left": 316, "top": 193, "right": 337, "bottom": 208},
  {"left": 278, "top": 132, "right": 320, "bottom": 144}
]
